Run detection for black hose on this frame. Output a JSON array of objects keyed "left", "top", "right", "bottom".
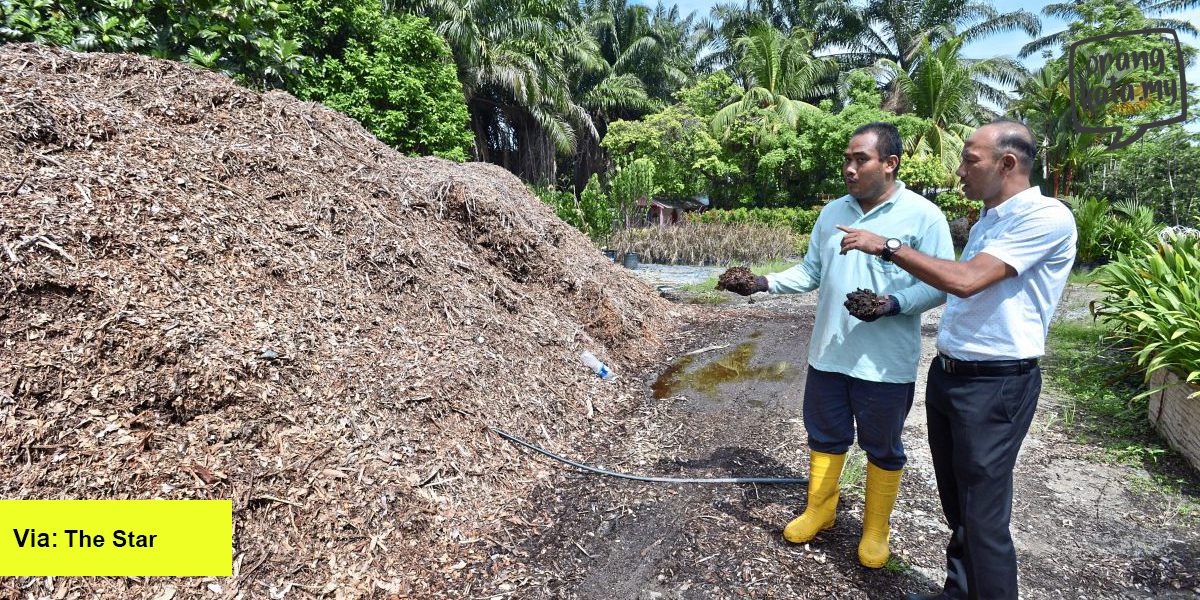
[{"left": 490, "top": 427, "right": 808, "bottom": 485}]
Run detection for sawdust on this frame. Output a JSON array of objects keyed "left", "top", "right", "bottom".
[{"left": 0, "top": 44, "right": 684, "bottom": 599}]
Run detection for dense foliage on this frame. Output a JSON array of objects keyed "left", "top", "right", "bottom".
[
  {"left": 284, "top": 3, "right": 472, "bottom": 159},
  {"left": 1, "top": 0, "right": 303, "bottom": 86},
  {"left": 3, "top": 0, "right": 1198, "bottom": 258},
  {"left": 1094, "top": 235, "right": 1200, "bottom": 399},
  {"left": 687, "top": 207, "right": 819, "bottom": 236},
  {"left": 1, "top": 0, "right": 471, "bottom": 159},
  {"left": 1065, "top": 196, "right": 1167, "bottom": 264}
]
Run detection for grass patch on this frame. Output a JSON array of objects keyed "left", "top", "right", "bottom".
[
  {"left": 1044, "top": 320, "right": 1155, "bottom": 444},
  {"left": 682, "top": 291, "right": 729, "bottom": 305},
  {"left": 1128, "top": 473, "right": 1200, "bottom": 523},
  {"left": 1044, "top": 320, "right": 1200, "bottom": 523},
  {"left": 1067, "top": 268, "right": 1103, "bottom": 285},
  {"left": 838, "top": 447, "right": 868, "bottom": 494},
  {"left": 682, "top": 260, "right": 799, "bottom": 291},
  {"left": 883, "top": 557, "right": 910, "bottom": 574}
]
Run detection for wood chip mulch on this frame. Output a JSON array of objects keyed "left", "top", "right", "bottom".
[{"left": 0, "top": 43, "right": 694, "bottom": 599}]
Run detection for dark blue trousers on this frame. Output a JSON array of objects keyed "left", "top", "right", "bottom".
[
  {"left": 802, "top": 366, "right": 916, "bottom": 470},
  {"left": 926, "top": 359, "right": 1041, "bottom": 600}
]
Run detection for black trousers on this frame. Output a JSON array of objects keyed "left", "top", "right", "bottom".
[{"left": 925, "top": 359, "right": 1041, "bottom": 600}]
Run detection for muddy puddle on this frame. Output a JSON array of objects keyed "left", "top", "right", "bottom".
[{"left": 650, "top": 337, "right": 799, "bottom": 406}]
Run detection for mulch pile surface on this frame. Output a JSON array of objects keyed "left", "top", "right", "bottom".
[{"left": 0, "top": 43, "right": 683, "bottom": 599}]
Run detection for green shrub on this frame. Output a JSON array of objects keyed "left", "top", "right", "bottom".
[
  {"left": 1092, "top": 235, "right": 1200, "bottom": 399},
  {"left": 934, "top": 191, "right": 982, "bottom": 222},
  {"left": 1, "top": 0, "right": 74, "bottom": 44},
  {"left": 899, "top": 154, "right": 953, "bottom": 195},
  {"left": 612, "top": 222, "right": 794, "bottom": 265},
  {"left": 1067, "top": 196, "right": 1114, "bottom": 264},
  {"left": 287, "top": 12, "right": 472, "bottom": 160},
  {"left": 531, "top": 175, "right": 615, "bottom": 245},
  {"left": 687, "top": 207, "right": 819, "bottom": 236},
  {"left": 579, "top": 174, "right": 614, "bottom": 245},
  {"left": 533, "top": 185, "right": 585, "bottom": 232},
  {"left": 1065, "top": 197, "right": 1165, "bottom": 264},
  {"left": 2, "top": 0, "right": 305, "bottom": 87},
  {"left": 1107, "top": 201, "right": 1162, "bottom": 258}
]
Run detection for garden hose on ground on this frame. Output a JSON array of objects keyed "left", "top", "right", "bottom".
[{"left": 490, "top": 427, "right": 808, "bottom": 485}]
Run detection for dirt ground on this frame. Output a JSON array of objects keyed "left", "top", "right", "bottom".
[{"left": 495, "top": 286, "right": 1200, "bottom": 600}]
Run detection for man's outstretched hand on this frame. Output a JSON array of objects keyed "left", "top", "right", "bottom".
[
  {"left": 717, "top": 267, "right": 768, "bottom": 296},
  {"left": 844, "top": 288, "right": 900, "bottom": 322},
  {"left": 836, "top": 225, "right": 886, "bottom": 255}
]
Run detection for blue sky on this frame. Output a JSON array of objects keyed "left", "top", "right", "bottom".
[{"left": 650, "top": 0, "right": 1199, "bottom": 126}]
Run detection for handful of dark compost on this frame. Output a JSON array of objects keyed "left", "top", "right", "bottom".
[{"left": 844, "top": 288, "right": 888, "bottom": 320}]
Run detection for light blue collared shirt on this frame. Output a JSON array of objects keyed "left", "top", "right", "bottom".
[
  {"left": 937, "top": 186, "right": 1076, "bottom": 361},
  {"left": 766, "top": 181, "right": 953, "bottom": 383}
]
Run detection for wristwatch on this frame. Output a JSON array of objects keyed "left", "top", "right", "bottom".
[{"left": 881, "top": 238, "right": 903, "bottom": 262}]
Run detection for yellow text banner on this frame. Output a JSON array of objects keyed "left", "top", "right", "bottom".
[{"left": 0, "top": 500, "right": 232, "bottom": 576}]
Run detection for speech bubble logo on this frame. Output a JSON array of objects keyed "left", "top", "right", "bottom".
[{"left": 1069, "top": 28, "right": 1188, "bottom": 151}]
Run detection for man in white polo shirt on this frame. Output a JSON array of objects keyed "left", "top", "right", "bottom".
[
  {"left": 722, "top": 122, "right": 953, "bottom": 568},
  {"left": 838, "top": 119, "right": 1076, "bottom": 600}
]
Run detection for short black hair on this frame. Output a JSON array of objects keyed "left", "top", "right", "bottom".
[
  {"left": 986, "top": 118, "right": 1037, "bottom": 174},
  {"left": 851, "top": 122, "right": 903, "bottom": 174}
]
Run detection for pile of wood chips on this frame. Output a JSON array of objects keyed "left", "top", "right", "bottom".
[{"left": 0, "top": 44, "right": 682, "bottom": 599}]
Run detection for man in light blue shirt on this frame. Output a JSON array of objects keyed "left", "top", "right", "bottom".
[{"left": 723, "top": 123, "right": 953, "bottom": 568}]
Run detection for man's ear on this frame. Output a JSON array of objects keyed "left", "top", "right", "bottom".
[
  {"left": 886, "top": 154, "right": 900, "bottom": 174},
  {"left": 1002, "top": 153, "right": 1018, "bottom": 173}
]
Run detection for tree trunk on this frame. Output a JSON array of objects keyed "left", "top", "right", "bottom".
[
  {"left": 468, "top": 100, "right": 490, "bottom": 163},
  {"left": 1168, "top": 159, "right": 1178, "bottom": 226},
  {"left": 573, "top": 124, "right": 607, "bottom": 200}
]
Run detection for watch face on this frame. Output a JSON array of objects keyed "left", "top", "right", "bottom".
[{"left": 886, "top": 238, "right": 901, "bottom": 250}]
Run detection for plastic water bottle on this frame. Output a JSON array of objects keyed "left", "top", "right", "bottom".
[{"left": 579, "top": 351, "right": 614, "bottom": 380}]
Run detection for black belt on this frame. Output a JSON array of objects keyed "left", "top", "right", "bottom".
[{"left": 937, "top": 353, "right": 1038, "bottom": 376}]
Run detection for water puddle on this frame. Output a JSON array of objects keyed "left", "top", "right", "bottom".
[{"left": 651, "top": 341, "right": 799, "bottom": 406}]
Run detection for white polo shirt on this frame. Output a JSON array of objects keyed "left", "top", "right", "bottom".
[{"left": 936, "top": 186, "right": 1077, "bottom": 361}]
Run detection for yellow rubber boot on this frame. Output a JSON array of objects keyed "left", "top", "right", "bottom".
[
  {"left": 858, "top": 463, "right": 903, "bottom": 568},
  {"left": 783, "top": 450, "right": 846, "bottom": 543}
]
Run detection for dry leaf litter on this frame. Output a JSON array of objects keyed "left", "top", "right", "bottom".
[{"left": 0, "top": 44, "right": 687, "bottom": 599}]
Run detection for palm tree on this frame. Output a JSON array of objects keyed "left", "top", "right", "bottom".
[
  {"left": 701, "top": 0, "right": 857, "bottom": 81},
  {"left": 874, "top": 35, "right": 1027, "bottom": 172},
  {"left": 648, "top": 2, "right": 710, "bottom": 97},
  {"left": 1008, "top": 62, "right": 1107, "bottom": 196},
  {"left": 420, "top": 0, "right": 590, "bottom": 182},
  {"left": 834, "top": 0, "right": 1039, "bottom": 111},
  {"left": 711, "top": 24, "right": 839, "bottom": 135},
  {"left": 564, "top": 0, "right": 701, "bottom": 191},
  {"left": 1019, "top": 0, "right": 1198, "bottom": 59},
  {"left": 580, "top": 0, "right": 697, "bottom": 103}
]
